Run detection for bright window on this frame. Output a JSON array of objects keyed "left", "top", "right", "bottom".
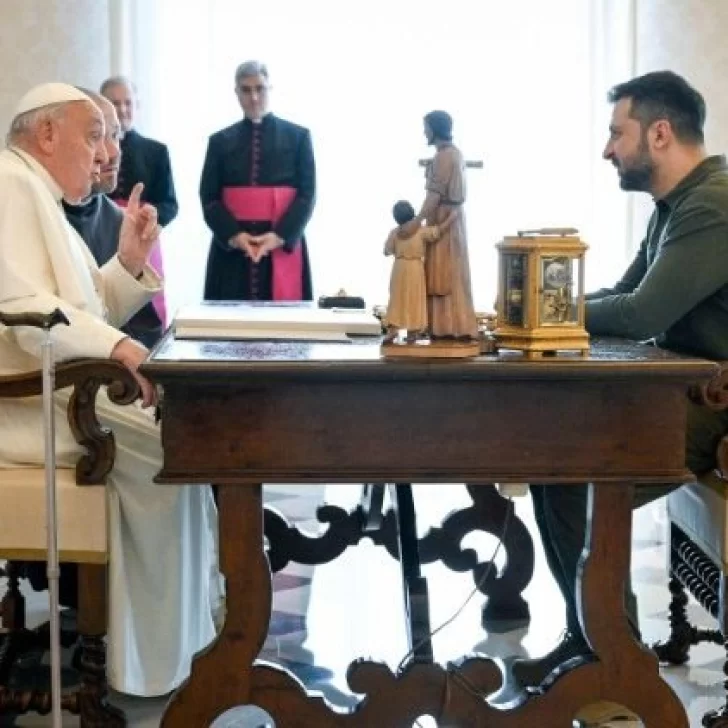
[{"left": 125, "top": 0, "right": 631, "bottom": 316}]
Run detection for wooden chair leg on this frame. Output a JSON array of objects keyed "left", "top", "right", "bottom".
[
  {"left": 702, "top": 571, "right": 728, "bottom": 728},
  {"left": 75, "top": 564, "right": 125, "bottom": 728},
  {"left": 654, "top": 525, "right": 723, "bottom": 667},
  {"left": 653, "top": 576, "right": 694, "bottom": 664},
  {"left": 0, "top": 562, "right": 26, "bottom": 631},
  {"left": 0, "top": 562, "right": 26, "bottom": 686}
]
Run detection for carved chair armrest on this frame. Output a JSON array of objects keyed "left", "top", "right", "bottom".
[
  {"left": 689, "top": 361, "right": 728, "bottom": 411},
  {"left": 0, "top": 359, "right": 140, "bottom": 485},
  {"left": 715, "top": 439, "right": 728, "bottom": 482},
  {"left": 688, "top": 361, "right": 728, "bottom": 480}
]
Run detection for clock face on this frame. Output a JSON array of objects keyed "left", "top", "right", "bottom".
[{"left": 543, "top": 259, "right": 571, "bottom": 289}]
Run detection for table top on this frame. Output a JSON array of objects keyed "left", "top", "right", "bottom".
[{"left": 143, "top": 332, "right": 717, "bottom": 384}]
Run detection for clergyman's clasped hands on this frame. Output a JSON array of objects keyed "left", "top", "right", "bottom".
[{"left": 230, "top": 230, "right": 283, "bottom": 263}]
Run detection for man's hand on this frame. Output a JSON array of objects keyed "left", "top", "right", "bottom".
[
  {"left": 250, "top": 232, "right": 284, "bottom": 263},
  {"left": 110, "top": 337, "right": 157, "bottom": 408},
  {"left": 230, "top": 231, "right": 259, "bottom": 260},
  {"left": 118, "top": 182, "right": 161, "bottom": 279}
]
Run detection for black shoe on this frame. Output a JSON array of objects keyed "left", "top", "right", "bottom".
[{"left": 511, "top": 630, "right": 590, "bottom": 688}]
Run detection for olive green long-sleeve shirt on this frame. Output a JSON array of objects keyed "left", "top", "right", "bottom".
[{"left": 586, "top": 155, "right": 728, "bottom": 360}]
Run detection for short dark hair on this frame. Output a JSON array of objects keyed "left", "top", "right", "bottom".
[
  {"left": 607, "top": 70, "right": 706, "bottom": 145},
  {"left": 393, "top": 200, "right": 415, "bottom": 226}
]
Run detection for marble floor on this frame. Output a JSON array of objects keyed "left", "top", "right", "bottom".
[{"left": 5, "top": 483, "right": 727, "bottom": 727}]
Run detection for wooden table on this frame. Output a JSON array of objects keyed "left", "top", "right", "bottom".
[{"left": 143, "top": 336, "right": 716, "bottom": 728}]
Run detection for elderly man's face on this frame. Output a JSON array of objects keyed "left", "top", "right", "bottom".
[
  {"left": 92, "top": 97, "right": 122, "bottom": 195},
  {"left": 49, "top": 101, "right": 107, "bottom": 203},
  {"left": 102, "top": 82, "right": 135, "bottom": 133}
]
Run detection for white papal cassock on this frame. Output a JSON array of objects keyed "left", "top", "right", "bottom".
[{"left": 0, "top": 145, "right": 219, "bottom": 696}]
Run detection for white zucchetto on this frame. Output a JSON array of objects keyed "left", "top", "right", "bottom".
[{"left": 13, "top": 83, "right": 93, "bottom": 117}]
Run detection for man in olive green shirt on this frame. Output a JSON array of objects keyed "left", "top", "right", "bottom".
[{"left": 514, "top": 70, "right": 728, "bottom": 691}]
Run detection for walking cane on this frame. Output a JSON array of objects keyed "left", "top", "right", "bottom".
[{"left": 0, "top": 308, "right": 70, "bottom": 728}]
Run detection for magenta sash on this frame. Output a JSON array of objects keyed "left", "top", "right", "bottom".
[
  {"left": 113, "top": 198, "right": 167, "bottom": 327},
  {"left": 222, "top": 186, "right": 303, "bottom": 301}
]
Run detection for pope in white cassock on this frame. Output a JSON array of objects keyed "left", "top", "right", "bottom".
[{"left": 0, "top": 83, "right": 219, "bottom": 696}]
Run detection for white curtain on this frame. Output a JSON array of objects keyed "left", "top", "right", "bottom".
[{"left": 109, "top": 0, "right": 637, "bottom": 318}]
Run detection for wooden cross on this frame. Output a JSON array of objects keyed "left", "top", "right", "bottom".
[{"left": 418, "top": 159, "right": 483, "bottom": 169}]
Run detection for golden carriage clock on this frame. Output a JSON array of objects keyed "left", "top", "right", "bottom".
[{"left": 494, "top": 228, "right": 589, "bottom": 358}]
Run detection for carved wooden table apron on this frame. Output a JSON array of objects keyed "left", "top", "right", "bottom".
[{"left": 143, "top": 337, "right": 716, "bottom": 728}]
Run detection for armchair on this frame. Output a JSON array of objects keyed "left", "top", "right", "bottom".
[
  {"left": 654, "top": 361, "right": 728, "bottom": 728},
  {"left": 0, "top": 355, "right": 139, "bottom": 727}
]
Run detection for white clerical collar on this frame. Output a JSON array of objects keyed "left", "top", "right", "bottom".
[
  {"left": 8, "top": 146, "right": 64, "bottom": 203},
  {"left": 246, "top": 112, "right": 270, "bottom": 125}
]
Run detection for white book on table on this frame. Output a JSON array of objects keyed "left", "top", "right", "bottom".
[{"left": 173, "top": 303, "right": 381, "bottom": 341}]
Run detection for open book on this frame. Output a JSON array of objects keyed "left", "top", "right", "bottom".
[{"left": 173, "top": 302, "right": 382, "bottom": 341}]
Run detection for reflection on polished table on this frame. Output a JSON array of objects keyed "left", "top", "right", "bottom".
[{"left": 141, "top": 334, "right": 716, "bottom": 727}]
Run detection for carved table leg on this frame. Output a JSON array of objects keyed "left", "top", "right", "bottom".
[
  {"left": 263, "top": 483, "right": 394, "bottom": 573},
  {"left": 264, "top": 500, "right": 365, "bottom": 574},
  {"left": 464, "top": 484, "right": 534, "bottom": 630},
  {"left": 515, "top": 483, "right": 690, "bottom": 727},
  {"left": 161, "top": 484, "right": 273, "bottom": 726},
  {"left": 390, "top": 484, "right": 432, "bottom": 664},
  {"left": 361, "top": 483, "right": 386, "bottom": 532},
  {"left": 370, "top": 484, "right": 534, "bottom": 630},
  {"left": 161, "top": 483, "right": 506, "bottom": 727},
  {"left": 579, "top": 483, "right": 687, "bottom": 725}
]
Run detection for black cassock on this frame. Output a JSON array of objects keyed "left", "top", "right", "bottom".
[
  {"left": 200, "top": 114, "right": 316, "bottom": 301},
  {"left": 113, "top": 129, "right": 179, "bottom": 227}
]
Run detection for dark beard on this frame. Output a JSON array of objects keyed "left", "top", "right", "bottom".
[
  {"left": 618, "top": 160, "right": 654, "bottom": 191},
  {"left": 617, "top": 136, "right": 654, "bottom": 192}
]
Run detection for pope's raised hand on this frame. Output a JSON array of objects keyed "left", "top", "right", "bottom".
[{"left": 118, "top": 182, "right": 162, "bottom": 279}]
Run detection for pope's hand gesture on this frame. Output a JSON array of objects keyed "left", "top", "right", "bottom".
[{"left": 118, "top": 183, "right": 161, "bottom": 279}]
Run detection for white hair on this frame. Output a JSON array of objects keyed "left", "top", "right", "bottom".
[
  {"left": 5, "top": 102, "right": 68, "bottom": 146},
  {"left": 235, "top": 60, "right": 269, "bottom": 86},
  {"left": 100, "top": 75, "right": 138, "bottom": 96}
]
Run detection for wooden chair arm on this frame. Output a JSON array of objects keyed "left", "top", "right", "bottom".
[
  {"left": 716, "top": 438, "right": 728, "bottom": 481},
  {"left": 0, "top": 359, "right": 140, "bottom": 485},
  {"left": 689, "top": 361, "right": 728, "bottom": 411},
  {"left": 686, "top": 361, "right": 728, "bottom": 480}
]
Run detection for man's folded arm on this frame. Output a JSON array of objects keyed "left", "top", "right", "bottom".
[
  {"left": 585, "top": 238, "right": 648, "bottom": 301},
  {"left": 586, "top": 208, "right": 728, "bottom": 338}
]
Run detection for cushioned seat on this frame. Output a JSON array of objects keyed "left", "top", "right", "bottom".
[
  {"left": 0, "top": 467, "right": 107, "bottom": 563},
  {"left": 668, "top": 475, "right": 728, "bottom": 571}
]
